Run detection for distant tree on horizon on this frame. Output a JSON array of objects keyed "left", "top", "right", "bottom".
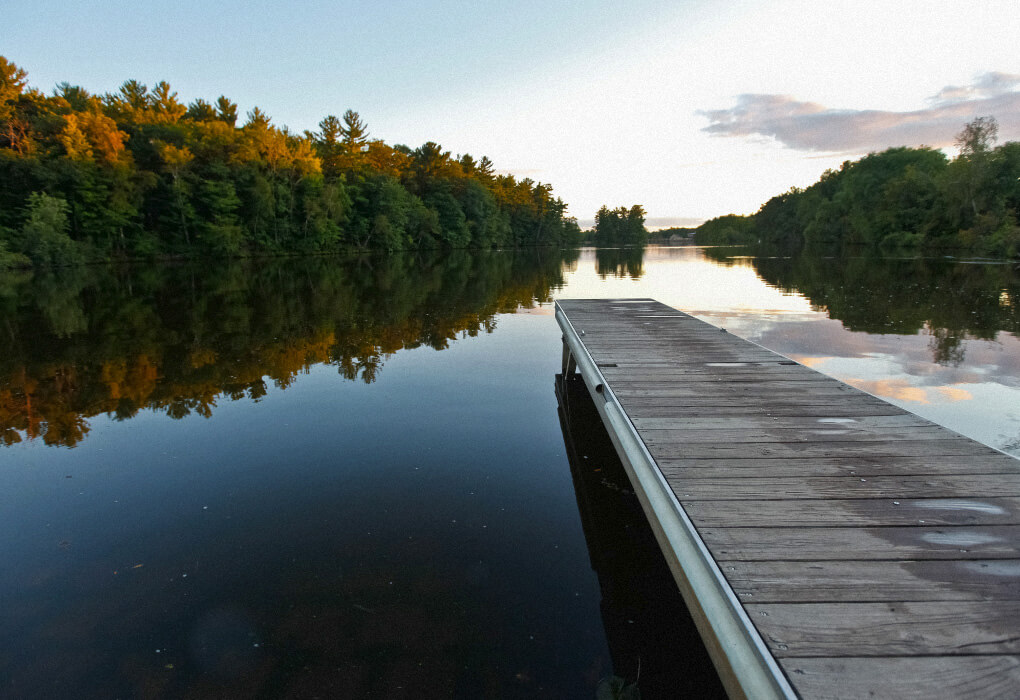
[{"left": 593, "top": 204, "right": 647, "bottom": 246}]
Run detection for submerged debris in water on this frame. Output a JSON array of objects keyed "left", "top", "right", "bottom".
[{"left": 596, "top": 675, "right": 641, "bottom": 700}]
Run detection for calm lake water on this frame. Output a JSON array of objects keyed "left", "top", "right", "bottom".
[{"left": 1, "top": 245, "right": 1017, "bottom": 698}]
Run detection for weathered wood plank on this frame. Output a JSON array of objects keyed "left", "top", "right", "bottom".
[
  {"left": 613, "top": 383, "right": 871, "bottom": 398},
  {"left": 598, "top": 360, "right": 802, "bottom": 368},
  {"left": 624, "top": 403, "right": 909, "bottom": 417},
  {"left": 631, "top": 413, "right": 935, "bottom": 431},
  {"left": 576, "top": 332, "right": 768, "bottom": 343},
  {"left": 748, "top": 601, "right": 1020, "bottom": 656},
  {"left": 621, "top": 399, "right": 898, "bottom": 413},
  {"left": 599, "top": 355, "right": 793, "bottom": 364},
  {"left": 640, "top": 425, "right": 962, "bottom": 444},
  {"left": 701, "top": 525, "right": 1020, "bottom": 560},
  {"left": 598, "top": 359, "right": 810, "bottom": 368},
  {"left": 601, "top": 365, "right": 813, "bottom": 373},
  {"left": 613, "top": 383, "right": 885, "bottom": 397},
  {"left": 663, "top": 474, "right": 1020, "bottom": 500},
  {"left": 579, "top": 340, "right": 756, "bottom": 348},
  {"left": 580, "top": 338, "right": 768, "bottom": 347},
  {"left": 725, "top": 560, "right": 1020, "bottom": 602},
  {"left": 584, "top": 340, "right": 766, "bottom": 349},
  {"left": 602, "top": 370, "right": 832, "bottom": 382},
  {"left": 648, "top": 439, "right": 998, "bottom": 460},
  {"left": 613, "top": 378, "right": 857, "bottom": 391},
  {"left": 587, "top": 347, "right": 774, "bottom": 354},
  {"left": 591, "top": 355, "right": 795, "bottom": 366},
  {"left": 658, "top": 455, "right": 1020, "bottom": 478},
  {"left": 681, "top": 497, "right": 1020, "bottom": 527},
  {"left": 576, "top": 328, "right": 741, "bottom": 335},
  {"left": 581, "top": 338, "right": 772, "bottom": 348},
  {"left": 779, "top": 656, "right": 1020, "bottom": 699}
]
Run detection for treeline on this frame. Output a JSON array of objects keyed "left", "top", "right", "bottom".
[
  {"left": 592, "top": 204, "right": 647, "bottom": 245},
  {"left": 0, "top": 56, "right": 582, "bottom": 267},
  {"left": 695, "top": 117, "right": 1020, "bottom": 257},
  {"left": 0, "top": 248, "right": 577, "bottom": 447}
]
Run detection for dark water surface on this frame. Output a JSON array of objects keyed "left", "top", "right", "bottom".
[
  {"left": 1, "top": 249, "right": 724, "bottom": 699},
  {"left": 2, "top": 245, "right": 1017, "bottom": 698}
]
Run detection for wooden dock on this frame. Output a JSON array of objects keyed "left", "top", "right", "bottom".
[{"left": 555, "top": 298, "right": 1020, "bottom": 700}]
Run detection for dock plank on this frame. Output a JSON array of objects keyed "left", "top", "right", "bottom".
[
  {"left": 611, "top": 382, "right": 872, "bottom": 397},
  {"left": 641, "top": 425, "right": 965, "bottom": 443},
  {"left": 725, "top": 560, "right": 1020, "bottom": 602},
  {"left": 681, "top": 497, "right": 1020, "bottom": 527},
  {"left": 631, "top": 414, "right": 936, "bottom": 431},
  {"left": 661, "top": 474, "right": 1020, "bottom": 500},
  {"left": 749, "top": 601, "right": 1020, "bottom": 656},
  {"left": 780, "top": 656, "right": 1020, "bottom": 699},
  {"left": 625, "top": 403, "right": 910, "bottom": 417},
  {"left": 649, "top": 440, "right": 998, "bottom": 460},
  {"left": 701, "top": 525, "right": 1020, "bottom": 560},
  {"left": 658, "top": 455, "right": 1020, "bottom": 478}
]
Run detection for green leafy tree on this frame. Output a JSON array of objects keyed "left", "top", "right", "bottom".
[
  {"left": 156, "top": 141, "right": 196, "bottom": 246},
  {"left": 194, "top": 165, "right": 243, "bottom": 255},
  {"left": 0, "top": 56, "right": 28, "bottom": 120},
  {"left": 14, "top": 192, "right": 84, "bottom": 265},
  {"left": 947, "top": 116, "right": 999, "bottom": 228},
  {"left": 425, "top": 183, "right": 470, "bottom": 247},
  {"left": 694, "top": 214, "right": 755, "bottom": 244},
  {"left": 0, "top": 56, "right": 33, "bottom": 153}
]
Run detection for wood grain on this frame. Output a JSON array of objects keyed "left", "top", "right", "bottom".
[
  {"left": 779, "top": 656, "right": 1020, "bottom": 699},
  {"left": 748, "top": 601, "right": 1020, "bottom": 656},
  {"left": 657, "top": 455, "right": 1020, "bottom": 478},
  {"left": 663, "top": 474, "right": 1020, "bottom": 500},
  {"left": 701, "top": 525, "right": 1020, "bottom": 560},
  {"left": 681, "top": 497, "right": 1020, "bottom": 527},
  {"left": 725, "top": 560, "right": 1020, "bottom": 602}
]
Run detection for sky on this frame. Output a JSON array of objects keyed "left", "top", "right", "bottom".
[{"left": 5, "top": 0, "right": 1020, "bottom": 227}]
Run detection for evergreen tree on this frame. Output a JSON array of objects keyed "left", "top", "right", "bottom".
[{"left": 341, "top": 109, "right": 369, "bottom": 150}]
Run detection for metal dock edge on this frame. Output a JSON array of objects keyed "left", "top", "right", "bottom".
[{"left": 555, "top": 300, "right": 797, "bottom": 700}]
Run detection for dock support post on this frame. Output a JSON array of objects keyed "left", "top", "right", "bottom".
[{"left": 561, "top": 335, "right": 577, "bottom": 375}]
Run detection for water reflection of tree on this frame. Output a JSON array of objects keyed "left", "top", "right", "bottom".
[
  {"left": 703, "top": 245, "right": 1019, "bottom": 365},
  {"left": 0, "top": 248, "right": 574, "bottom": 447},
  {"left": 595, "top": 246, "right": 645, "bottom": 280},
  {"left": 926, "top": 325, "right": 966, "bottom": 367}
]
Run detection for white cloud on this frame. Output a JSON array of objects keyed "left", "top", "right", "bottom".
[
  {"left": 698, "top": 73, "right": 1020, "bottom": 153},
  {"left": 930, "top": 72, "right": 1020, "bottom": 104}
]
